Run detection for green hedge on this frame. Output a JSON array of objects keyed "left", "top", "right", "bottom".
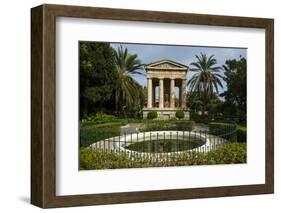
[
  {"left": 208, "top": 122, "right": 232, "bottom": 133},
  {"left": 208, "top": 122, "right": 247, "bottom": 143},
  {"left": 80, "top": 123, "right": 121, "bottom": 147},
  {"left": 81, "top": 112, "right": 120, "bottom": 126},
  {"left": 173, "top": 120, "right": 196, "bottom": 131},
  {"left": 175, "top": 110, "right": 184, "bottom": 119},
  {"left": 80, "top": 147, "right": 131, "bottom": 170},
  {"left": 237, "top": 125, "right": 246, "bottom": 142},
  {"left": 172, "top": 143, "right": 246, "bottom": 166},
  {"left": 204, "top": 143, "right": 246, "bottom": 164},
  {"left": 147, "top": 111, "right": 158, "bottom": 119},
  {"left": 80, "top": 143, "right": 246, "bottom": 170},
  {"left": 208, "top": 122, "right": 237, "bottom": 142}
]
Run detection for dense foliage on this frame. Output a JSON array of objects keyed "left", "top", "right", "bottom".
[
  {"left": 79, "top": 42, "right": 145, "bottom": 119},
  {"left": 221, "top": 57, "right": 247, "bottom": 122},
  {"left": 79, "top": 42, "right": 118, "bottom": 119}
]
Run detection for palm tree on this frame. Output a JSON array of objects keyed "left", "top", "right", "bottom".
[
  {"left": 114, "top": 45, "right": 145, "bottom": 113},
  {"left": 187, "top": 53, "right": 224, "bottom": 106}
]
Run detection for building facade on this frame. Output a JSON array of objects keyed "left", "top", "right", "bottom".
[{"left": 143, "top": 60, "right": 190, "bottom": 119}]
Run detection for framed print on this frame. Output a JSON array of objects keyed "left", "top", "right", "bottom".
[{"left": 31, "top": 4, "right": 274, "bottom": 208}]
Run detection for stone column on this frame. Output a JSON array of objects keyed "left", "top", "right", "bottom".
[
  {"left": 181, "top": 79, "right": 186, "bottom": 109},
  {"left": 147, "top": 78, "right": 152, "bottom": 108},
  {"left": 159, "top": 78, "right": 164, "bottom": 108},
  {"left": 170, "top": 78, "right": 175, "bottom": 108},
  {"left": 152, "top": 84, "right": 155, "bottom": 107}
]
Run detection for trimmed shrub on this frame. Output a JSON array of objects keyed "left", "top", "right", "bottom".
[
  {"left": 175, "top": 110, "right": 185, "bottom": 119},
  {"left": 208, "top": 122, "right": 237, "bottom": 142},
  {"left": 175, "top": 143, "right": 246, "bottom": 165},
  {"left": 147, "top": 111, "right": 158, "bottom": 120},
  {"left": 80, "top": 148, "right": 132, "bottom": 170},
  {"left": 208, "top": 122, "right": 246, "bottom": 143},
  {"left": 205, "top": 143, "right": 247, "bottom": 164},
  {"left": 237, "top": 125, "right": 247, "bottom": 142},
  {"left": 81, "top": 112, "right": 119, "bottom": 126},
  {"left": 208, "top": 122, "right": 230, "bottom": 135}
]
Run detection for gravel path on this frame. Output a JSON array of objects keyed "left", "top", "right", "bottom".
[
  {"left": 120, "top": 123, "right": 142, "bottom": 134},
  {"left": 192, "top": 123, "right": 209, "bottom": 132}
]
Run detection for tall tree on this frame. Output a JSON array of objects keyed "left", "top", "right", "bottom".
[
  {"left": 186, "top": 92, "right": 203, "bottom": 113},
  {"left": 187, "top": 53, "right": 224, "bottom": 107},
  {"left": 113, "top": 45, "right": 145, "bottom": 113},
  {"left": 79, "top": 42, "right": 118, "bottom": 118},
  {"left": 221, "top": 57, "right": 247, "bottom": 121},
  {"left": 187, "top": 92, "right": 222, "bottom": 119}
]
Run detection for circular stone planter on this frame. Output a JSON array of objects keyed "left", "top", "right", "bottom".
[
  {"left": 89, "top": 131, "right": 229, "bottom": 160},
  {"left": 116, "top": 131, "right": 209, "bottom": 155}
]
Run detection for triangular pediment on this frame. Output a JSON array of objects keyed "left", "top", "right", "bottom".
[{"left": 146, "top": 60, "right": 188, "bottom": 70}]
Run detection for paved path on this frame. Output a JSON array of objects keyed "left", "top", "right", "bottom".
[
  {"left": 192, "top": 123, "right": 209, "bottom": 132},
  {"left": 120, "top": 123, "right": 142, "bottom": 134},
  {"left": 121, "top": 123, "right": 210, "bottom": 134}
]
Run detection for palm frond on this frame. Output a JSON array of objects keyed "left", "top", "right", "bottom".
[
  {"left": 188, "top": 53, "right": 224, "bottom": 99},
  {"left": 113, "top": 45, "right": 145, "bottom": 110}
]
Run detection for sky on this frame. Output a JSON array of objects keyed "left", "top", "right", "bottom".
[{"left": 110, "top": 42, "right": 246, "bottom": 95}]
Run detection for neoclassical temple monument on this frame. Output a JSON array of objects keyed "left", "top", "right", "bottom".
[{"left": 143, "top": 60, "right": 190, "bottom": 119}]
